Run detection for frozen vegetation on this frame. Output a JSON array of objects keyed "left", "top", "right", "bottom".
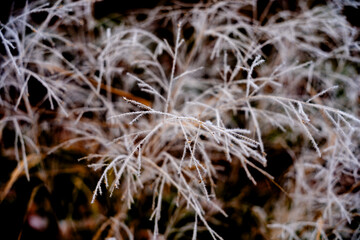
[{"left": 0, "top": 0, "right": 359, "bottom": 239}]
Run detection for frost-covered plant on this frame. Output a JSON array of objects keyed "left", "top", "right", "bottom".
[{"left": 0, "top": 0, "right": 359, "bottom": 239}]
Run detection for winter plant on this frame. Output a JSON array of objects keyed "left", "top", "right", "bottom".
[{"left": 0, "top": 0, "right": 359, "bottom": 239}]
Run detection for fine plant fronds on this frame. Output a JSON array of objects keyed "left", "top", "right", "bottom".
[{"left": 0, "top": 0, "right": 359, "bottom": 239}]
